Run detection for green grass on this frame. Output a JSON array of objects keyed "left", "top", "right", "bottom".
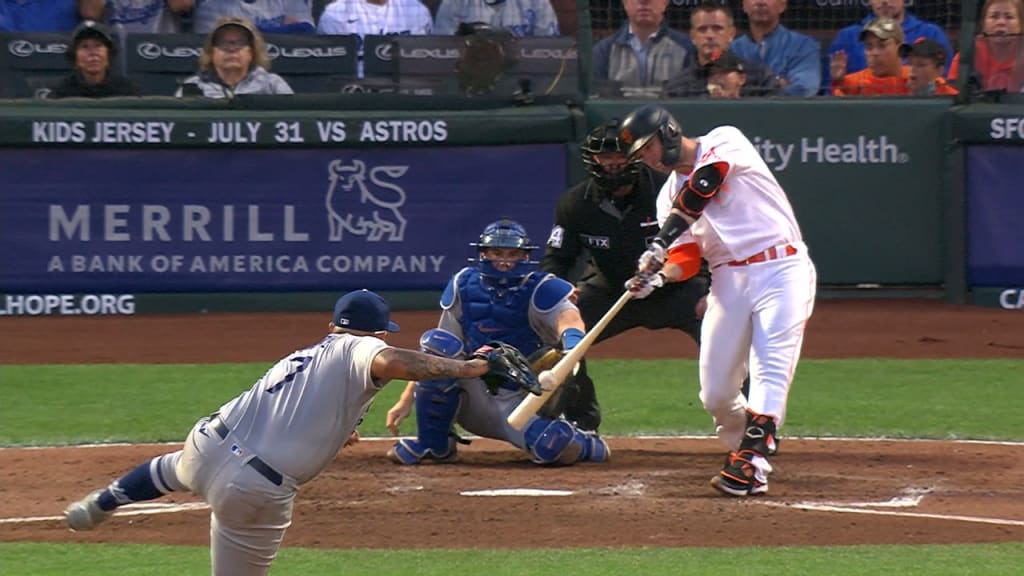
[
  {"left": 1, "top": 358, "right": 1022, "bottom": 575},
  {"left": 1, "top": 542, "right": 1022, "bottom": 576}
]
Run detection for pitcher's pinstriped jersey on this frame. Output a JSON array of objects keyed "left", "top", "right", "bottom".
[
  {"left": 656, "top": 126, "right": 805, "bottom": 268},
  {"left": 213, "top": 333, "right": 388, "bottom": 484}
]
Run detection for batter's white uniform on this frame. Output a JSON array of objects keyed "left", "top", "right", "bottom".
[
  {"left": 173, "top": 333, "right": 389, "bottom": 574},
  {"left": 655, "top": 125, "right": 817, "bottom": 451}
]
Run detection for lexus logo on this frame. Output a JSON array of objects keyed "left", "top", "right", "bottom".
[
  {"left": 9, "top": 40, "right": 67, "bottom": 57},
  {"left": 374, "top": 43, "right": 392, "bottom": 61},
  {"left": 137, "top": 42, "right": 201, "bottom": 60},
  {"left": 341, "top": 83, "right": 365, "bottom": 94}
]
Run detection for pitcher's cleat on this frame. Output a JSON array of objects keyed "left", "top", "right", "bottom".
[{"left": 64, "top": 490, "right": 113, "bottom": 531}]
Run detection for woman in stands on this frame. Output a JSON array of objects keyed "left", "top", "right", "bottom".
[
  {"left": 948, "top": 0, "right": 1024, "bottom": 92},
  {"left": 176, "top": 17, "right": 293, "bottom": 98},
  {"left": 51, "top": 20, "right": 139, "bottom": 98}
]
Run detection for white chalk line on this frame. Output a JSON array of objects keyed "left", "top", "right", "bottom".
[{"left": 1, "top": 501, "right": 209, "bottom": 525}]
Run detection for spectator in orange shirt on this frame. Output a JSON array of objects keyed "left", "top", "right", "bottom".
[
  {"left": 949, "top": 0, "right": 1024, "bottom": 92},
  {"left": 907, "top": 38, "right": 958, "bottom": 95},
  {"left": 831, "top": 17, "right": 909, "bottom": 96}
]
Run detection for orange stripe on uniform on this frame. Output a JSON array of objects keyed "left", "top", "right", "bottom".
[{"left": 667, "top": 243, "right": 702, "bottom": 281}]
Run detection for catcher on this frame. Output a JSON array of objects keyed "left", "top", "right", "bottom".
[{"left": 385, "top": 218, "right": 610, "bottom": 465}]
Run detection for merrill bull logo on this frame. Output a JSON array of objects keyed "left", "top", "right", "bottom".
[{"left": 326, "top": 159, "right": 408, "bottom": 242}]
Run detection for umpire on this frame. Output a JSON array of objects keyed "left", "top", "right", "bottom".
[{"left": 540, "top": 119, "right": 711, "bottom": 432}]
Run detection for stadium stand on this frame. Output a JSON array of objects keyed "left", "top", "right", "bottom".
[{"left": 0, "top": 32, "right": 75, "bottom": 99}]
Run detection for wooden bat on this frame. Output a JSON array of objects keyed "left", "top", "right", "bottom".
[{"left": 507, "top": 290, "right": 633, "bottom": 430}]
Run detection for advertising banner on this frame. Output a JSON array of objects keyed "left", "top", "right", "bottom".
[
  {"left": 965, "top": 145, "right": 1024, "bottom": 286},
  {"left": 0, "top": 146, "right": 566, "bottom": 293}
]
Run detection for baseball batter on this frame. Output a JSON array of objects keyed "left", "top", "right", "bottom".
[
  {"left": 620, "top": 105, "right": 816, "bottom": 496},
  {"left": 385, "top": 218, "right": 610, "bottom": 465},
  {"left": 63, "top": 289, "right": 520, "bottom": 575}
]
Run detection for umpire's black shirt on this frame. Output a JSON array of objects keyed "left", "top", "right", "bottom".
[{"left": 541, "top": 166, "right": 670, "bottom": 292}]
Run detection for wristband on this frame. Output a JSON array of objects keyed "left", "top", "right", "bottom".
[{"left": 560, "top": 327, "right": 585, "bottom": 351}]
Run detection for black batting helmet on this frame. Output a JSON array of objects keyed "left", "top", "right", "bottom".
[
  {"left": 619, "top": 105, "right": 683, "bottom": 167},
  {"left": 581, "top": 119, "right": 642, "bottom": 195}
]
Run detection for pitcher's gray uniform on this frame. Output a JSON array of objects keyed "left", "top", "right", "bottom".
[{"left": 64, "top": 289, "right": 499, "bottom": 575}]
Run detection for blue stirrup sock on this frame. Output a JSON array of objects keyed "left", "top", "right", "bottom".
[{"left": 96, "top": 452, "right": 185, "bottom": 511}]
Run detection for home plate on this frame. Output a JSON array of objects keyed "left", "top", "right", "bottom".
[{"left": 460, "top": 488, "right": 575, "bottom": 497}]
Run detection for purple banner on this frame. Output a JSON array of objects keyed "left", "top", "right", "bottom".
[
  {"left": 0, "top": 146, "right": 566, "bottom": 292},
  {"left": 966, "top": 146, "right": 1024, "bottom": 286}
]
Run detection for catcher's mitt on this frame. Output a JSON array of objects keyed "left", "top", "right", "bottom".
[{"left": 472, "top": 341, "right": 542, "bottom": 396}]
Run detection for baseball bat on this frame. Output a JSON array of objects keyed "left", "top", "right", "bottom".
[{"left": 507, "top": 290, "right": 633, "bottom": 430}]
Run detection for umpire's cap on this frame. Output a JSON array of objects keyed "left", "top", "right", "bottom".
[
  {"left": 333, "top": 289, "right": 400, "bottom": 333},
  {"left": 618, "top": 105, "right": 683, "bottom": 167}
]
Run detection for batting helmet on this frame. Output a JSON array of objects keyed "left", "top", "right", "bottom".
[
  {"left": 618, "top": 105, "right": 683, "bottom": 168},
  {"left": 470, "top": 218, "right": 539, "bottom": 288},
  {"left": 581, "top": 119, "right": 643, "bottom": 196}
]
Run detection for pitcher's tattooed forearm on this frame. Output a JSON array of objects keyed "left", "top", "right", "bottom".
[{"left": 379, "top": 348, "right": 488, "bottom": 380}]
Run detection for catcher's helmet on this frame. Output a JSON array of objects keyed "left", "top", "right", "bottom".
[
  {"left": 581, "top": 119, "right": 643, "bottom": 196},
  {"left": 470, "top": 218, "right": 539, "bottom": 288},
  {"left": 618, "top": 105, "right": 683, "bottom": 167}
]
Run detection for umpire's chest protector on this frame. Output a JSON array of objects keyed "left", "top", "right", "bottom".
[{"left": 455, "top": 269, "right": 544, "bottom": 354}]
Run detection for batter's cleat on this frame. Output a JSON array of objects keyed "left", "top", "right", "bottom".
[
  {"left": 64, "top": 490, "right": 113, "bottom": 531},
  {"left": 387, "top": 438, "right": 457, "bottom": 465},
  {"left": 578, "top": 432, "right": 610, "bottom": 463},
  {"left": 710, "top": 450, "right": 770, "bottom": 497},
  {"left": 768, "top": 436, "right": 780, "bottom": 456}
]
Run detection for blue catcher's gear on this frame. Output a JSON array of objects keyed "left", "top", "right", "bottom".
[
  {"left": 523, "top": 418, "right": 612, "bottom": 465},
  {"left": 456, "top": 269, "right": 544, "bottom": 356},
  {"left": 469, "top": 218, "right": 539, "bottom": 289},
  {"left": 388, "top": 329, "right": 466, "bottom": 465}
]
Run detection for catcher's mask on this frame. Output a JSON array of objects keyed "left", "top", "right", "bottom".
[
  {"left": 581, "top": 119, "right": 643, "bottom": 197},
  {"left": 469, "top": 218, "right": 539, "bottom": 289},
  {"left": 619, "top": 105, "right": 683, "bottom": 168}
]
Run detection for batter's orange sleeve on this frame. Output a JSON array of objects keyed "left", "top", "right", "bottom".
[{"left": 666, "top": 242, "right": 702, "bottom": 281}]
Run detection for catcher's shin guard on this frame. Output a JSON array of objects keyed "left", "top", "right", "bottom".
[
  {"left": 524, "top": 419, "right": 610, "bottom": 465},
  {"left": 388, "top": 379, "right": 462, "bottom": 465}
]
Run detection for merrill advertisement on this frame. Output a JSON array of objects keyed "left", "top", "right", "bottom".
[
  {"left": 965, "top": 146, "right": 1024, "bottom": 287},
  {"left": 0, "top": 146, "right": 566, "bottom": 293}
]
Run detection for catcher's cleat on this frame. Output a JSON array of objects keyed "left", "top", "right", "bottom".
[
  {"left": 64, "top": 490, "right": 113, "bottom": 531},
  {"left": 387, "top": 438, "right": 458, "bottom": 465},
  {"left": 710, "top": 450, "right": 770, "bottom": 497}
]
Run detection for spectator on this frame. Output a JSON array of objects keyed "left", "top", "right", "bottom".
[
  {"left": 50, "top": 19, "right": 138, "bottom": 98},
  {"left": 729, "top": 0, "right": 820, "bottom": 97},
  {"left": 908, "top": 38, "right": 957, "bottom": 95},
  {"left": 662, "top": 1, "right": 779, "bottom": 98},
  {"left": 433, "top": 0, "right": 559, "bottom": 37},
  {"left": 318, "top": 0, "right": 431, "bottom": 77},
  {"left": 0, "top": 0, "right": 79, "bottom": 31},
  {"left": 949, "top": 0, "right": 1024, "bottom": 92},
  {"left": 76, "top": 1, "right": 193, "bottom": 33},
  {"left": 705, "top": 50, "right": 749, "bottom": 99},
  {"left": 827, "top": 0, "right": 952, "bottom": 91},
  {"left": 592, "top": 0, "right": 696, "bottom": 93},
  {"left": 831, "top": 17, "right": 909, "bottom": 96},
  {"left": 192, "top": 0, "right": 315, "bottom": 34},
  {"left": 176, "top": 17, "right": 294, "bottom": 97}
]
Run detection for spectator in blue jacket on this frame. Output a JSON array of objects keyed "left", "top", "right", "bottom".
[
  {"left": 192, "top": 0, "right": 315, "bottom": 34},
  {"left": 0, "top": 0, "right": 79, "bottom": 31},
  {"left": 77, "top": 0, "right": 194, "bottom": 33},
  {"left": 825, "top": 0, "right": 952, "bottom": 92},
  {"left": 728, "top": 0, "right": 820, "bottom": 97},
  {"left": 592, "top": 0, "right": 697, "bottom": 95}
]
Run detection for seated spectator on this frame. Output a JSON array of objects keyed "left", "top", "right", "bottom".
[
  {"left": 433, "top": 0, "right": 559, "bottom": 37},
  {"left": 908, "top": 38, "right": 957, "bottom": 95},
  {"left": 192, "top": 0, "right": 315, "bottom": 35},
  {"left": 705, "top": 51, "right": 748, "bottom": 99},
  {"left": 729, "top": 0, "right": 820, "bottom": 97},
  {"left": 77, "top": 0, "right": 193, "bottom": 33},
  {"left": 50, "top": 19, "right": 138, "bottom": 98},
  {"left": 827, "top": 0, "right": 952, "bottom": 91},
  {"left": 592, "top": 0, "right": 696, "bottom": 94},
  {"left": 662, "top": 1, "right": 779, "bottom": 98},
  {"left": 831, "top": 17, "right": 909, "bottom": 96},
  {"left": 318, "top": 0, "right": 431, "bottom": 76},
  {"left": 949, "top": 0, "right": 1024, "bottom": 92},
  {"left": 176, "top": 17, "right": 294, "bottom": 97},
  {"left": 0, "top": 0, "right": 79, "bottom": 31}
]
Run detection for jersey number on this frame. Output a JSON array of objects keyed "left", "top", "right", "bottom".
[{"left": 264, "top": 355, "right": 313, "bottom": 394}]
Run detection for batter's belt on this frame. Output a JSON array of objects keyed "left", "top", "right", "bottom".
[{"left": 208, "top": 414, "right": 284, "bottom": 486}]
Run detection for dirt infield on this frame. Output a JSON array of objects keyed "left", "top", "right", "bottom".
[{"left": 2, "top": 298, "right": 1023, "bottom": 549}]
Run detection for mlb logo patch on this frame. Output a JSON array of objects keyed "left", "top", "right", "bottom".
[{"left": 230, "top": 444, "right": 244, "bottom": 457}]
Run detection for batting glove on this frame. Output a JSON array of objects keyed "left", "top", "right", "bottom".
[
  {"left": 625, "top": 271, "right": 665, "bottom": 300},
  {"left": 637, "top": 240, "right": 667, "bottom": 275}
]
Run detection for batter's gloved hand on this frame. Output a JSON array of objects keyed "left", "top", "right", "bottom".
[
  {"left": 626, "top": 271, "right": 665, "bottom": 300},
  {"left": 637, "top": 240, "right": 667, "bottom": 275},
  {"left": 472, "top": 341, "right": 543, "bottom": 396}
]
